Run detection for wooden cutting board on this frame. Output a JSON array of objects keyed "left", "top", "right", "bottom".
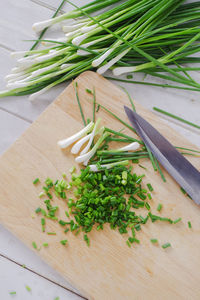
[{"left": 0, "top": 71, "right": 200, "bottom": 300}]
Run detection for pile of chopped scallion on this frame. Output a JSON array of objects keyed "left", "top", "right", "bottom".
[
  {"left": 34, "top": 165, "right": 178, "bottom": 248},
  {"left": 1, "top": 0, "right": 200, "bottom": 100}
]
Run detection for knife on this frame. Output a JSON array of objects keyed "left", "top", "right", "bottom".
[{"left": 124, "top": 106, "right": 200, "bottom": 205}]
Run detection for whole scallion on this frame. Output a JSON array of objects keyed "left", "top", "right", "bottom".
[{"left": 1, "top": 0, "right": 200, "bottom": 100}]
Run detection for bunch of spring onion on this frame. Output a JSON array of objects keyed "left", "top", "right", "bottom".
[
  {"left": 1, "top": 0, "right": 200, "bottom": 100},
  {"left": 57, "top": 117, "right": 141, "bottom": 170}
]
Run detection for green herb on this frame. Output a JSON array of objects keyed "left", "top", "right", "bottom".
[
  {"left": 33, "top": 178, "right": 40, "bottom": 185},
  {"left": 39, "top": 192, "right": 45, "bottom": 198},
  {"left": 41, "top": 218, "right": 45, "bottom": 232},
  {"left": 126, "top": 75, "right": 133, "bottom": 79},
  {"left": 47, "top": 232, "right": 56, "bottom": 235},
  {"left": 65, "top": 211, "right": 69, "bottom": 217},
  {"left": 121, "top": 87, "right": 136, "bottom": 112},
  {"left": 84, "top": 234, "right": 90, "bottom": 247},
  {"left": 86, "top": 88, "right": 92, "bottom": 94},
  {"left": 59, "top": 220, "right": 68, "bottom": 226},
  {"left": 145, "top": 202, "right": 151, "bottom": 211},
  {"left": 25, "top": 285, "right": 31, "bottom": 292},
  {"left": 147, "top": 193, "right": 152, "bottom": 200},
  {"left": 54, "top": 297, "right": 60, "bottom": 300},
  {"left": 157, "top": 203, "right": 163, "bottom": 212},
  {"left": 74, "top": 82, "right": 86, "bottom": 126},
  {"left": 147, "top": 183, "right": 153, "bottom": 192},
  {"left": 126, "top": 240, "right": 131, "bottom": 248},
  {"left": 153, "top": 107, "right": 200, "bottom": 130},
  {"left": 43, "top": 243, "right": 49, "bottom": 247},
  {"left": 173, "top": 218, "right": 182, "bottom": 224},
  {"left": 139, "top": 164, "right": 147, "bottom": 170},
  {"left": 9, "top": 291, "right": 16, "bottom": 295},
  {"left": 35, "top": 207, "right": 41, "bottom": 214},
  {"left": 60, "top": 239, "right": 68, "bottom": 245},
  {"left": 188, "top": 221, "right": 192, "bottom": 228},
  {"left": 92, "top": 88, "right": 96, "bottom": 123},
  {"left": 32, "top": 241, "right": 37, "bottom": 249},
  {"left": 162, "top": 242, "right": 171, "bottom": 249},
  {"left": 150, "top": 239, "right": 158, "bottom": 244}
]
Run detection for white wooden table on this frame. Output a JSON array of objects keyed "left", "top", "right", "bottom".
[{"left": 0, "top": 1, "right": 199, "bottom": 299}]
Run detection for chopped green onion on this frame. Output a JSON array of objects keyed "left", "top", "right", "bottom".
[
  {"left": 47, "top": 232, "right": 56, "bottom": 235},
  {"left": 60, "top": 239, "right": 68, "bottom": 245},
  {"left": 74, "top": 82, "right": 86, "bottom": 126},
  {"left": 145, "top": 202, "right": 151, "bottom": 211},
  {"left": 9, "top": 291, "right": 16, "bottom": 295},
  {"left": 84, "top": 234, "right": 90, "bottom": 246},
  {"left": 147, "top": 183, "right": 154, "bottom": 192},
  {"left": 157, "top": 203, "right": 163, "bottom": 212},
  {"left": 33, "top": 178, "right": 40, "bottom": 185},
  {"left": 188, "top": 221, "right": 192, "bottom": 228},
  {"left": 35, "top": 207, "right": 41, "bottom": 214},
  {"left": 126, "top": 240, "right": 131, "bottom": 248},
  {"left": 150, "top": 239, "right": 158, "bottom": 244},
  {"left": 43, "top": 243, "right": 49, "bottom": 247},
  {"left": 32, "top": 241, "right": 37, "bottom": 249},
  {"left": 25, "top": 285, "right": 31, "bottom": 292},
  {"left": 162, "top": 242, "right": 171, "bottom": 249},
  {"left": 173, "top": 218, "right": 182, "bottom": 224},
  {"left": 86, "top": 88, "right": 92, "bottom": 94}
]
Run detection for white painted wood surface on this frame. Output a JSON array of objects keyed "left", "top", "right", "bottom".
[{"left": 0, "top": 0, "right": 199, "bottom": 299}]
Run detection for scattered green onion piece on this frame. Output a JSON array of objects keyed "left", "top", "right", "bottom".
[
  {"left": 162, "top": 242, "right": 171, "bottom": 249},
  {"left": 39, "top": 192, "right": 45, "bottom": 198},
  {"left": 41, "top": 218, "right": 45, "bottom": 232},
  {"left": 173, "top": 218, "right": 182, "bottom": 224},
  {"left": 153, "top": 107, "right": 200, "bottom": 130},
  {"left": 145, "top": 202, "right": 151, "bottom": 211},
  {"left": 43, "top": 243, "right": 49, "bottom": 247},
  {"left": 188, "top": 221, "right": 192, "bottom": 228},
  {"left": 150, "top": 239, "right": 158, "bottom": 244},
  {"left": 60, "top": 239, "right": 68, "bottom": 245},
  {"left": 47, "top": 232, "right": 56, "bottom": 235},
  {"left": 74, "top": 82, "right": 86, "bottom": 126},
  {"left": 147, "top": 183, "right": 154, "bottom": 192},
  {"left": 84, "top": 234, "right": 90, "bottom": 246},
  {"left": 35, "top": 207, "right": 41, "bottom": 214},
  {"left": 25, "top": 285, "right": 31, "bottom": 292},
  {"left": 33, "top": 178, "right": 40, "bottom": 185},
  {"left": 126, "top": 240, "right": 131, "bottom": 248},
  {"left": 32, "top": 242, "right": 37, "bottom": 249},
  {"left": 86, "top": 88, "right": 92, "bottom": 94},
  {"left": 157, "top": 203, "right": 163, "bottom": 212},
  {"left": 9, "top": 291, "right": 16, "bottom": 295}
]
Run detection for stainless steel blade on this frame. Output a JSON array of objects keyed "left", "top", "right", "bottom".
[{"left": 124, "top": 106, "right": 200, "bottom": 204}]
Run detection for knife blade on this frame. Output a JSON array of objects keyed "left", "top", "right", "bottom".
[{"left": 124, "top": 106, "right": 200, "bottom": 204}]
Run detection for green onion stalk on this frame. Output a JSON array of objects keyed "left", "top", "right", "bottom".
[{"left": 1, "top": 0, "right": 200, "bottom": 100}]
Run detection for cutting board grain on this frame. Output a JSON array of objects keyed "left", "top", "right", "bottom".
[{"left": 0, "top": 71, "right": 200, "bottom": 300}]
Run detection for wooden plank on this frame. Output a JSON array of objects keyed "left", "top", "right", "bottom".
[
  {"left": 0, "top": 109, "right": 29, "bottom": 154},
  {"left": 0, "top": 47, "right": 69, "bottom": 122},
  {"left": 0, "top": 256, "right": 82, "bottom": 299},
  {"left": 0, "top": 71, "right": 200, "bottom": 300},
  {"left": 0, "top": 0, "right": 54, "bottom": 50}
]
